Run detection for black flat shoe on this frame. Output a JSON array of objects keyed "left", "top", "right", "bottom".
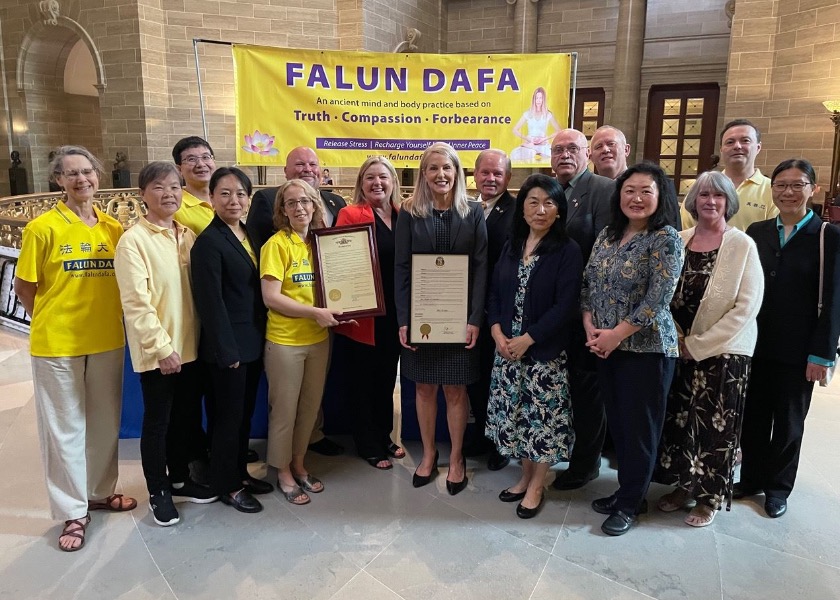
[
  {"left": 516, "top": 496, "right": 545, "bottom": 519},
  {"left": 487, "top": 448, "right": 510, "bottom": 471},
  {"left": 601, "top": 510, "right": 637, "bottom": 536},
  {"left": 732, "top": 482, "right": 762, "bottom": 500},
  {"left": 765, "top": 497, "right": 787, "bottom": 518},
  {"left": 499, "top": 488, "right": 527, "bottom": 503},
  {"left": 446, "top": 456, "right": 468, "bottom": 496},
  {"left": 242, "top": 476, "right": 274, "bottom": 495},
  {"left": 308, "top": 437, "right": 344, "bottom": 456},
  {"left": 592, "top": 496, "right": 648, "bottom": 516},
  {"left": 220, "top": 489, "right": 263, "bottom": 513},
  {"left": 551, "top": 465, "right": 600, "bottom": 490},
  {"left": 412, "top": 450, "right": 439, "bottom": 488}
]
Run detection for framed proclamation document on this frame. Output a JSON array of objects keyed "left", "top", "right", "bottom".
[
  {"left": 311, "top": 223, "right": 385, "bottom": 320},
  {"left": 410, "top": 253, "right": 469, "bottom": 344}
]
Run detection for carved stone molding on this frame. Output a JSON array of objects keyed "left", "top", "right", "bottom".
[
  {"left": 725, "top": 0, "right": 735, "bottom": 28},
  {"left": 39, "top": 0, "right": 60, "bottom": 26},
  {"left": 393, "top": 28, "right": 421, "bottom": 53}
]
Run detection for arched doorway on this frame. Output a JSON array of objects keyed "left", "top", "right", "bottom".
[{"left": 16, "top": 17, "right": 105, "bottom": 192}]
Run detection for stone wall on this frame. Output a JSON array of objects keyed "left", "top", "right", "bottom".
[{"left": 725, "top": 0, "right": 840, "bottom": 187}]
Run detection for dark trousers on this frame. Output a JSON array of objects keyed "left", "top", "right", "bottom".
[
  {"left": 184, "top": 361, "right": 211, "bottom": 462},
  {"left": 739, "top": 358, "right": 814, "bottom": 499},
  {"left": 139, "top": 361, "right": 203, "bottom": 493},
  {"left": 207, "top": 359, "right": 263, "bottom": 495},
  {"left": 566, "top": 339, "right": 607, "bottom": 474},
  {"left": 598, "top": 351, "right": 675, "bottom": 514},
  {"left": 467, "top": 322, "right": 495, "bottom": 449},
  {"left": 337, "top": 332, "right": 400, "bottom": 459}
]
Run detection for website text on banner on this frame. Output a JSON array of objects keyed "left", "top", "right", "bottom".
[{"left": 233, "top": 45, "right": 573, "bottom": 169}]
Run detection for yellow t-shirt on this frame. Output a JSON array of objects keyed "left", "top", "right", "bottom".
[
  {"left": 174, "top": 189, "right": 214, "bottom": 234},
  {"left": 260, "top": 229, "right": 327, "bottom": 346},
  {"left": 242, "top": 236, "right": 257, "bottom": 266},
  {"left": 16, "top": 201, "right": 125, "bottom": 357},
  {"left": 681, "top": 168, "right": 778, "bottom": 231}
]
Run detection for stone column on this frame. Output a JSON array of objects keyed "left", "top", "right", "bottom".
[
  {"left": 611, "top": 0, "right": 647, "bottom": 155},
  {"left": 507, "top": 0, "right": 540, "bottom": 54}
]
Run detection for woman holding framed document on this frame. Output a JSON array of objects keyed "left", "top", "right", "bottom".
[
  {"left": 334, "top": 156, "right": 404, "bottom": 470},
  {"left": 394, "top": 142, "right": 489, "bottom": 495},
  {"left": 260, "top": 180, "right": 340, "bottom": 506}
]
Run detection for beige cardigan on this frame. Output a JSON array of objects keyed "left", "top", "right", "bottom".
[
  {"left": 679, "top": 227, "right": 763, "bottom": 361},
  {"left": 114, "top": 218, "right": 199, "bottom": 373}
]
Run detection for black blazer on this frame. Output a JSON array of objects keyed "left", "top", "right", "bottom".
[
  {"left": 485, "top": 190, "right": 516, "bottom": 275},
  {"left": 487, "top": 238, "right": 582, "bottom": 361},
  {"left": 394, "top": 201, "right": 488, "bottom": 328},
  {"left": 247, "top": 187, "right": 347, "bottom": 251},
  {"left": 565, "top": 170, "right": 615, "bottom": 263},
  {"left": 191, "top": 215, "right": 267, "bottom": 368},
  {"left": 746, "top": 215, "right": 840, "bottom": 366}
]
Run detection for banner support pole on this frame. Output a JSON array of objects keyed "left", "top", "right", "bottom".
[
  {"left": 193, "top": 38, "right": 233, "bottom": 143},
  {"left": 569, "top": 52, "right": 578, "bottom": 128}
]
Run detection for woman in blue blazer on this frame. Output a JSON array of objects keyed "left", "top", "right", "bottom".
[
  {"left": 191, "top": 167, "right": 272, "bottom": 514},
  {"left": 485, "top": 174, "right": 582, "bottom": 519}
]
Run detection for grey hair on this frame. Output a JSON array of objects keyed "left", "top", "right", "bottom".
[
  {"left": 49, "top": 145, "right": 104, "bottom": 182},
  {"left": 683, "top": 170, "right": 740, "bottom": 222}
]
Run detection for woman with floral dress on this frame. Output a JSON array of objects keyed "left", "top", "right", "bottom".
[
  {"left": 485, "top": 174, "right": 582, "bottom": 519},
  {"left": 653, "top": 171, "right": 763, "bottom": 527}
]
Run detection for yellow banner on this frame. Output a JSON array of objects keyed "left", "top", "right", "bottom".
[{"left": 233, "top": 45, "right": 572, "bottom": 169}]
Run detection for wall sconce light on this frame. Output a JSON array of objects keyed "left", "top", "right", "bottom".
[{"left": 822, "top": 100, "right": 840, "bottom": 205}]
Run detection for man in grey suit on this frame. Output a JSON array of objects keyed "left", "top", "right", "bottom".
[{"left": 549, "top": 128, "right": 615, "bottom": 490}]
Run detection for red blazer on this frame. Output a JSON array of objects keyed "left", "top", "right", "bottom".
[{"left": 334, "top": 202, "right": 399, "bottom": 345}]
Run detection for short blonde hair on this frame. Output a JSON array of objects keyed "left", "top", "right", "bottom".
[
  {"left": 352, "top": 156, "right": 402, "bottom": 208},
  {"left": 273, "top": 179, "right": 326, "bottom": 233}
]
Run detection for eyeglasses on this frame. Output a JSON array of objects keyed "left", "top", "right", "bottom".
[
  {"left": 56, "top": 168, "right": 96, "bottom": 178},
  {"left": 284, "top": 199, "right": 312, "bottom": 209},
  {"left": 771, "top": 182, "right": 812, "bottom": 192},
  {"left": 182, "top": 154, "right": 214, "bottom": 166},
  {"left": 551, "top": 145, "right": 583, "bottom": 156}
]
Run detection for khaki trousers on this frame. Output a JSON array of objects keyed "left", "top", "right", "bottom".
[
  {"left": 264, "top": 339, "right": 330, "bottom": 468},
  {"left": 31, "top": 347, "right": 124, "bottom": 520}
]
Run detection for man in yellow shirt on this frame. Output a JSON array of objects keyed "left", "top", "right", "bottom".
[
  {"left": 172, "top": 136, "right": 216, "bottom": 234},
  {"left": 681, "top": 119, "right": 778, "bottom": 231}
]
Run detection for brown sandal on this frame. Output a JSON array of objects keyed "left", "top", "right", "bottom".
[
  {"left": 59, "top": 514, "right": 90, "bottom": 552},
  {"left": 88, "top": 493, "right": 137, "bottom": 512}
]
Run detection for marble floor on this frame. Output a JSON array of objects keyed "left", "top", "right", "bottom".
[{"left": 1, "top": 326, "right": 840, "bottom": 599}]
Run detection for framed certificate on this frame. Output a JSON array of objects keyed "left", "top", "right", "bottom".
[
  {"left": 410, "top": 253, "right": 469, "bottom": 344},
  {"left": 311, "top": 223, "right": 386, "bottom": 320}
]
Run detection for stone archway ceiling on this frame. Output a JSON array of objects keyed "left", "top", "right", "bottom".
[{"left": 16, "top": 15, "right": 106, "bottom": 93}]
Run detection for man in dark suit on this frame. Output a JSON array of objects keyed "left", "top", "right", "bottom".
[
  {"left": 246, "top": 146, "right": 347, "bottom": 456},
  {"left": 549, "top": 128, "right": 615, "bottom": 491},
  {"left": 464, "top": 149, "right": 516, "bottom": 470},
  {"left": 590, "top": 125, "right": 681, "bottom": 230},
  {"left": 247, "top": 146, "right": 347, "bottom": 250}
]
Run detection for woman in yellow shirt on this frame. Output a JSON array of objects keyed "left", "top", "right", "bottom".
[
  {"left": 260, "top": 180, "right": 342, "bottom": 505},
  {"left": 14, "top": 146, "right": 135, "bottom": 552}
]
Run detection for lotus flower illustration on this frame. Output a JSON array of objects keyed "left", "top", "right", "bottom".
[{"left": 242, "top": 130, "right": 280, "bottom": 156}]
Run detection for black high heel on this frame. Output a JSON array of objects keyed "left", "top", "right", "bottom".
[
  {"left": 446, "top": 456, "right": 468, "bottom": 496},
  {"left": 412, "top": 450, "right": 439, "bottom": 488}
]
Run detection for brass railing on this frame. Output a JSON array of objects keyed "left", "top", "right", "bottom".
[{"left": 0, "top": 185, "right": 365, "bottom": 248}]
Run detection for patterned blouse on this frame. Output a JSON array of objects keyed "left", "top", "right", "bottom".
[{"left": 581, "top": 226, "right": 684, "bottom": 357}]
